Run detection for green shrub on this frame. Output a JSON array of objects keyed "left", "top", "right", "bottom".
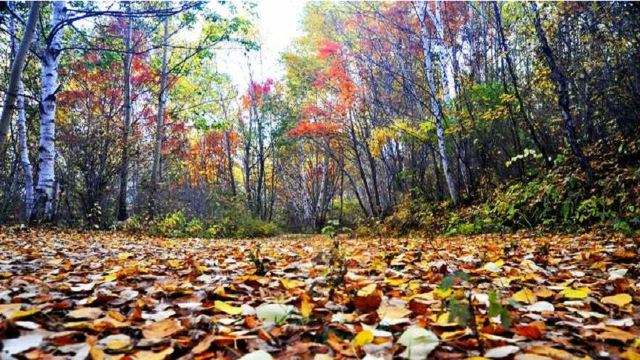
[
  {"left": 185, "top": 218, "right": 204, "bottom": 237},
  {"left": 156, "top": 210, "right": 188, "bottom": 236}
]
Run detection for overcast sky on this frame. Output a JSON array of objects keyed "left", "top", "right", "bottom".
[{"left": 216, "top": 0, "right": 307, "bottom": 90}]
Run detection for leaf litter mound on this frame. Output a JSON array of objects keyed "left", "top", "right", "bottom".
[{"left": 0, "top": 229, "right": 639, "bottom": 359}]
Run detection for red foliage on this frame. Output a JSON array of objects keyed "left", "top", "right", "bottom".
[
  {"left": 242, "top": 78, "right": 274, "bottom": 109},
  {"left": 317, "top": 39, "right": 341, "bottom": 59},
  {"left": 288, "top": 121, "right": 341, "bottom": 138}
]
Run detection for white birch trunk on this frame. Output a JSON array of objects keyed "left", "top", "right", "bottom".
[
  {"left": 34, "top": 1, "right": 67, "bottom": 220},
  {"left": 151, "top": 15, "right": 170, "bottom": 199},
  {"left": 419, "top": 1, "right": 459, "bottom": 204},
  {"left": 17, "top": 81, "right": 34, "bottom": 220}
]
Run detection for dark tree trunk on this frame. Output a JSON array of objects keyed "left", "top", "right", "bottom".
[{"left": 531, "top": 3, "right": 594, "bottom": 183}]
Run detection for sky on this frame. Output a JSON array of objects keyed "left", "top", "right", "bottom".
[{"left": 216, "top": 0, "right": 308, "bottom": 90}]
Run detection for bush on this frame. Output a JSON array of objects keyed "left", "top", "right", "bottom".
[
  {"left": 380, "top": 146, "right": 640, "bottom": 236},
  {"left": 148, "top": 209, "right": 279, "bottom": 239}
]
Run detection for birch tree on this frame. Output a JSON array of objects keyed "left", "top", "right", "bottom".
[
  {"left": 417, "top": 1, "right": 459, "bottom": 204},
  {"left": 32, "top": 1, "right": 68, "bottom": 221},
  {"left": 0, "top": 1, "right": 41, "bottom": 151},
  {"left": 4, "top": 2, "right": 38, "bottom": 220},
  {"left": 117, "top": 1, "right": 133, "bottom": 221}
]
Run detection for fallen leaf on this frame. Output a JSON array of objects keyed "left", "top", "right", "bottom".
[
  {"left": 1, "top": 331, "right": 46, "bottom": 357},
  {"left": 214, "top": 300, "right": 243, "bottom": 315},
  {"left": 192, "top": 334, "right": 214, "bottom": 354},
  {"left": 99, "top": 334, "right": 132, "bottom": 352},
  {"left": 239, "top": 350, "right": 273, "bottom": 360},
  {"left": 131, "top": 346, "right": 174, "bottom": 360},
  {"left": 142, "top": 319, "right": 183, "bottom": 339},
  {"left": 525, "top": 301, "right": 555, "bottom": 313},
  {"left": 352, "top": 329, "right": 374, "bottom": 347},
  {"left": 560, "top": 287, "right": 590, "bottom": 299},
  {"left": 398, "top": 326, "right": 440, "bottom": 359},
  {"left": 601, "top": 293, "right": 632, "bottom": 308},
  {"left": 281, "top": 278, "right": 305, "bottom": 289},
  {"left": 256, "top": 303, "right": 293, "bottom": 323},
  {"left": 485, "top": 345, "right": 520, "bottom": 358},
  {"left": 512, "top": 288, "right": 537, "bottom": 304},
  {"left": 68, "top": 307, "right": 103, "bottom": 320}
]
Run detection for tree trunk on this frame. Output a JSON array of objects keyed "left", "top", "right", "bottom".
[
  {"left": 7, "top": 2, "right": 36, "bottom": 221},
  {"left": 32, "top": 1, "right": 67, "bottom": 222},
  {"left": 117, "top": 1, "right": 133, "bottom": 221},
  {"left": 493, "top": 1, "right": 551, "bottom": 166},
  {"left": 225, "top": 130, "right": 236, "bottom": 196},
  {"left": 16, "top": 81, "right": 34, "bottom": 221},
  {"left": 0, "top": 1, "right": 41, "bottom": 151},
  {"left": 419, "top": 1, "right": 459, "bottom": 204},
  {"left": 220, "top": 97, "right": 237, "bottom": 196},
  {"left": 151, "top": 14, "right": 170, "bottom": 210},
  {"left": 531, "top": 3, "right": 593, "bottom": 183}
]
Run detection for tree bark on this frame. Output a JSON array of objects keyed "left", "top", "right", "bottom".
[
  {"left": 117, "top": 1, "right": 133, "bottom": 221},
  {"left": 493, "top": 1, "right": 551, "bottom": 166},
  {"left": 32, "top": 1, "right": 67, "bottom": 222},
  {"left": 419, "top": 1, "right": 459, "bottom": 204},
  {"left": 6, "top": 2, "right": 36, "bottom": 221},
  {"left": 0, "top": 1, "right": 41, "bottom": 151},
  {"left": 150, "top": 14, "right": 170, "bottom": 210},
  {"left": 220, "top": 97, "right": 236, "bottom": 196},
  {"left": 531, "top": 3, "right": 593, "bottom": 183},
  {"left": 16, "top": 81, "right": 34, "bottom": 221}
]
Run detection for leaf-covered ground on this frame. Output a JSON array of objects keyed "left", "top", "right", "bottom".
[{"left": 0, "top": 229, "right": 639, "bottom": 360}]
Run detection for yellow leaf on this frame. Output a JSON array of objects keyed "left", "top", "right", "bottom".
[
  {"left": 434, "top": 287, "right": 452, "bottom": 299},
  {"left": 214, "top": 300, "right": 242, "bottom": 315},
  {"left": 300, "top": 295, "right": 313, "bottom": 318},
  {"left": 103, "top": 273, "right": 117, "bottom": 282},
  {"left": 561, "top": 287, "right": 590, "bottom": 299},
  {"left": 601, "top": 293, "right": 632, "bottom": 308},
  {"left": 10, "top": 307, "right": 39, "bottom": 320},
  {"left": 90, "top": 345, "right": 105, "bottom": 360},
  {"left": 0, "top": 303, "right": 21, "bottom": 318},
  {"left": 622, "top": 349, "right": 640, "bottom": 360},
  {"left": 118, "top": 252, "right": 133, "bottom": 260},
  {"left": 385, "top": 277, "right": 408, "bottom": 286},
  {"left": 107, "top": 310, "right": 126, "bottom": 322},
  {"left": 167, "top": 259, "right": 181, "bottom": 268},
  {"left": 512, "top": 288, "right": 537, "bottom": 304},
  {"left": 435, "top": 312, "right": 458, "bottom": 326},
  {"left": 357, "top": 283, "right": 377, "bottom": 296},
  {"left": 634, "top": 338, "right": 640, "bottom": 348},
  {"left": 104, "top": 334, "right": 133, "bottom": 351},
  {"left": 281, "top": 278, "right": 305, "bottom": 289},
  {"left": 352, "top": 329, "right": 374, "bottom": 347},
  {"left": 441, "top": 329, "right": 471, "bottom": 341}
]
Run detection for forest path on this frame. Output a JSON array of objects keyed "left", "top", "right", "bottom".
[{"left": 0, "top": 229, "right": 638, "bottom": 359}]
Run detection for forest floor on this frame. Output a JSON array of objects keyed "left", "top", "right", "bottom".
[{"left": 0, "top": 229, "right": 639, "bottom": 359}]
